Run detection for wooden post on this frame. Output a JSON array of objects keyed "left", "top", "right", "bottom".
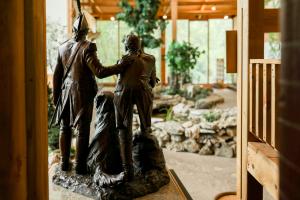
[
  {"left": 0, "top": 1, "right": 28, "bottom": 199},
  {"left": 237, "top": 0, "right": 265, "bottom": 199},
  {"left": 171, "top": 0, "right": 177, "bottom": 41},
  {"left": 280, "top": 1, "right": 300, "bottom": 199},
  {"left": 0, "top": 0, "right": 48, "bottom": 199},
  {"left": 161, "top": 31, "right": 166, "bottom": 85},
  {"left": 68, "top": 0, "right": 74, "bottom": 37},
  {"left": 24, "top": 0, "right": 48, "bottom": 199}
]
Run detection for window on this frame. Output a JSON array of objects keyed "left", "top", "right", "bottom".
[
  {"left": 96, "top": 21, "right": 119, "bottom": 83},
  {"left": 165, "top": 19, "right": 234, "bottom": 84},
  {"left": 189, "top": 21, "right": 208, "bottom": 84},
  {"left": 264, "top": 33, "right": 281, "bottom": 59},
  {"left": 95, "top": 21, "right": 162, "bottom": 83},
  {"left": 209, "top": 19, "right": 233, "bottom": 83},
  {"left": 265, "top": 0, "right": 280, "bottom": 9}
]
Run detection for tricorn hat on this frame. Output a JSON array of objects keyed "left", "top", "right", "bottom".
[
  {"left": 72, "top": 0, "right": 89, "bottom": 34},
  {"left": 72, "top": 14, "right": 89, "bottom": 33}
]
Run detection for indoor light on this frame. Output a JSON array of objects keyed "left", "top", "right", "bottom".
[
  {"left": 211, "top": 6, "right": 216, "bottom": 11},
  {"left": 110, "top": 16, "right": 115, "bottom": 21},
  {"left": 224, "top": 15, "right": 229, "bottom": 19},
  {"left": 163, "top": 15, "right": 168, "bottom": 20}
]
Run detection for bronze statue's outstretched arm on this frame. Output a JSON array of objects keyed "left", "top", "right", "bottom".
[{"left": 85, "top": 43, "right": 131, "bottom": 79}]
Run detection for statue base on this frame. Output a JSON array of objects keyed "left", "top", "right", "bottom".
[{"left": 50, "top": 165, "right": 190, "bottom": 200}]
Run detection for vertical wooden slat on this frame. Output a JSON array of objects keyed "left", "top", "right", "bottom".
[
  {"left": 271, "top": 64, "right": 280, "bottom": 149},
  {"left": 171, "top": 0, "right": 177, "bottom": 42},
  {"left": 249, "top": 63, "right": 256, "bottom": 135},
  {"left": 256, "top": 63, "right": 263, "bottom": 139},
  {"left": 161, "top": 31, "right": 166, "bottom": 85},
  {"left": 263, "top": 64, "right": 272, "bottom": 145}
]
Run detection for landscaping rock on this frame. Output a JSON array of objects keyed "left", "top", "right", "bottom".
[
  {"left": 195, "top": 94, "right": 224, "bottom": 109},
  {"left": 199, "top": 144, "right": 214, "bottom": 155},
  {"left": 183, "top": 139, "right": 200, "bottom": 153},
  {"left": 215, "top": 142, "right": 235, "bottom": 158},
  {"left": 171, "top": 135, "right": 186, "bottom": 143},
  {"left": 152, "top": 129, "right": 170, "bottom": 147},
  {"left": 166, "top": 142, "right": 185, "bottom": 152},
  {"left": 154, "top": 121, "right": 185, "bottom": 136}
]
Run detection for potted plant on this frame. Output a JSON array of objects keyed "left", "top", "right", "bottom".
[{"left": 166, "top": 41, "right": 205, "bottom": 93}]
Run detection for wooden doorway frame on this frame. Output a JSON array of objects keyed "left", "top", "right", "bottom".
[
  {"left": 236, "top": 0, "right": 280, "bottom": 199},
  {"left": 0, "top": 0, "right": 48, "bottom": 199}
]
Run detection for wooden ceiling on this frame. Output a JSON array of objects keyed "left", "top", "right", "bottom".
[{"left": 80, "top": 0, "right": 237, "bottom": 20}]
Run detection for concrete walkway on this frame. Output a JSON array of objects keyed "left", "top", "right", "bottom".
[{"left": 164, "top": 150, "right": 236, "bottom": 200}]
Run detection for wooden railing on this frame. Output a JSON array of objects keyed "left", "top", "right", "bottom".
[{"left": 248, "top": 59, "right": 280, "bottom": 149}]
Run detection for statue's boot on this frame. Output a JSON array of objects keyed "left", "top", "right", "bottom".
[
  {"left": 118, "top": 129, "right": 134, "bottom": 182},
  {"left": 75, "top": 124, "right": 90, "bottom": 175},
  {"left": 59, "top": 127, "right": 72, "bottom": 171}
]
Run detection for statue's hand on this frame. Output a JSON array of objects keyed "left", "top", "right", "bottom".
[{"left": 156, "top": 77, "right": 160, "bottom": 84}]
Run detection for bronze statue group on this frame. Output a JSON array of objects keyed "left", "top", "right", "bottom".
[{"left": 52, "top": 10, "right": 170, "bottom": 196}]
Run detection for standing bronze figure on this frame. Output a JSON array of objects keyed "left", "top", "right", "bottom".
[
  {"left": 113, "top": 34, "right": 157, "bottom": 181},
  {"left": 52, "top": 32, "right": 170, "bottom": 199},
  {"left": 53, "top": 11, "right": 131, "bottom": 174}
]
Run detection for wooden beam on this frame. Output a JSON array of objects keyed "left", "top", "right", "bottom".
[
  {"left": 226, "top": 30, "right": 237, "bottom": 73},
  {"left": 171, "top": 0, "right": 178, "bottom": 41},
  {"left": 82, "top": 0, "right": 236, "bottom": 6},
  {"left": 263, "top": 9, "right": 280, "bottom": 33},
  {"left": 161, "top": 31, "right": 166, "bottom": 85},
  {"left": 247, "top": 142, "right": 279, "bottom": 199}
]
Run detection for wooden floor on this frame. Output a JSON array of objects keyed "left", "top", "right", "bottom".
[{"left": 218, "top": 195, "right": 236, "bottom": 200}]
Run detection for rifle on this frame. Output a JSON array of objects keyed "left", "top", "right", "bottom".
[{"left": 49, "top": 42, "right": 83, "bottom": 128}]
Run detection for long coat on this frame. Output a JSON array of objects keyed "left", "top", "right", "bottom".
[
  {"left": 53, "top": 39, "right": 129, "bottom": 127},
  {"left": 113, "top": 52, "right": 156, "bottom": 129}
]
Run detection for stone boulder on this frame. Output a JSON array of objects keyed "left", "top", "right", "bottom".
[
  {"left": 195, "top": 94, "right": 224, "bottom": 109},
  {"left": 183, "top": 139, "right": 200, "bottom": 153},
  {"left": 154, "top": 121, "right": 185, "bottom": 136}
]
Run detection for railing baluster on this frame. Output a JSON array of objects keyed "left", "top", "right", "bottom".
[
  {"left": 249, "top": 63, "right": 256, "bottom": 135},
  {"left": 271, "top": 63, "right": 280, "bottom": 149},
  {"left": 263, "top": 63, "right": 272, "bottom": 144},
  {"left": 249, "top": 59, "right": 280, "bottom": 149},
  {"left": 256, "top": 63, "right": 263, "bottom": 139}
]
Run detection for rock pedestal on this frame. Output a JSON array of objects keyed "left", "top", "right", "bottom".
[{"left": 52, "top": 135, "right": 170, "bottom": 200}]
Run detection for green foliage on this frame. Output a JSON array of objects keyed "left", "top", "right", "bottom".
[
  {"left": 203, "top": 111, "right": 221, "bottom": 123},
  {"left": 166, "top": 41, "right": 205, "bottom": 90},
  {"left": 167, "top": 41, "right": 204, "bottom": 75},
  {"left": 46, "top": 19, "right": 67, "bottom": 72},
  {"left": 267, "top": 33, "right": 281, "bottom": 59},
  {"left": 165, "top": 107, "right": 174, "bottom": 121},
  {"left": 193, "top": 88, "right": 212, "bottom": 100},
  {"left": 264, "top": 0, "right": 280, "bottom": 8},
  {"left": 48, "top": 86, "right": 60, "bottom": 150},
  {"left": 116, "top": 0, "right": 167, "bottom": 49}
]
